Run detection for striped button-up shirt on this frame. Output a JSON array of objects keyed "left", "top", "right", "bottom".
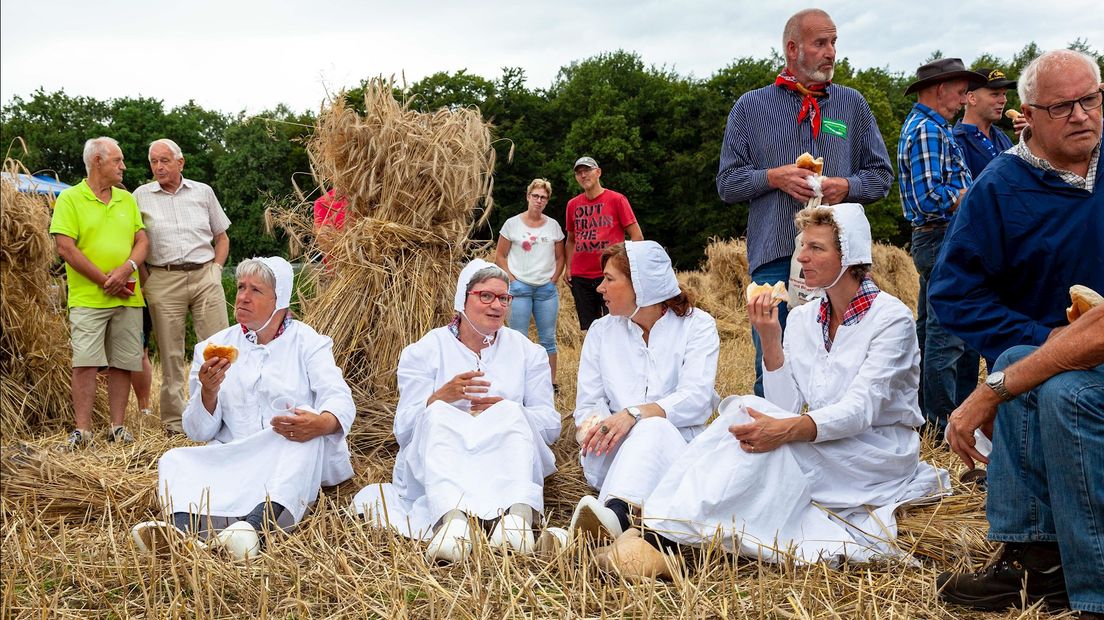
[
  {"left": 717, "top": 83, "right": 893, "bottom": 274},
  {"left": 134, "top": 177, "right": 231, "bottom": 266},
  {"left": 897, "top": 103, "right": 972, "bottom": 227}
]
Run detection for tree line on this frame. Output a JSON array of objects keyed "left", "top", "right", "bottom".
[{"left": 3, "top": 41, "right": 1101, "bottom": 269}]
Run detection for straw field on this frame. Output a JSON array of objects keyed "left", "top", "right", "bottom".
[
  {"left": 1, "top": 89, "right": 1072, "bottom": 617},
  {"left": 1, "top": 242, "right": 1069, "bottom": 619}
]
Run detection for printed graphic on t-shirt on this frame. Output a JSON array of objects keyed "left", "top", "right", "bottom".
[{"left": 571, "top": 203, "right": 616, "bottom": 254}]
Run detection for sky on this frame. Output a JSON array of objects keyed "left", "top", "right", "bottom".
[{"left": 2, "top": 0, "right": 1101, "bottom": 114}]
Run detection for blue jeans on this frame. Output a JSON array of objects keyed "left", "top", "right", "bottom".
[
  {"left": 911, "top": 228, "right": 980, "bottom": 433},
  {"left": 987, "top": 345, "right": 1104, "bottom": 613},
  {"left": 508, "top": 280, "right": 559, "bottom": 354},
  {"left": 750, "top": 257, "right": 791, "bottom": 398}
]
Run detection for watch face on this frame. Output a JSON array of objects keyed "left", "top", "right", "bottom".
[{"left": 986, "top": 371, "right": 1003, "bottom": 386}]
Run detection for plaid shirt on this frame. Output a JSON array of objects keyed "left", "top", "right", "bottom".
[
  {"left": 1012, "top": 132, "right": 1099, "bottom": 192},
  {"left": 816, "top": 275, "right": 880, "bottom": 351},
  {"left": 897, "top": 103, "right": 973, "bottom": 227}
]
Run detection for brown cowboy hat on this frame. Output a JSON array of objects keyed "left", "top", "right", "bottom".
[{"left": 904, "top": 58, "right": 988, "bottom": 95}]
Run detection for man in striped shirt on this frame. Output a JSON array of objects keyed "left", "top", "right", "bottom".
[
  {"left": 897, "top": 59, "right": 986, "bottom": 436},
  {"left": 134, "top": 139, "right": 231, "bottom": 434},
  {"left": 716, "top": 8, "right": 893, "bottom": 397}
]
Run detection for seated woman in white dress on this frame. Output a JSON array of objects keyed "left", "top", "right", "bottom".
[
  {"left": 568, "top": 240, "right": 720, "bottom": 542},
  {"left": 350, "top": 259, "right": 561, "bottom": 563},
  {"left": 130, "top": 257, "right": 356, "bottom": 560},
  {"left": 597, "top": 204, "right": 950, "bottom": 579}
]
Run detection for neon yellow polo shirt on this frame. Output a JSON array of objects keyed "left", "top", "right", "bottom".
[{"left": 49, "top": 180, "right": 145, "bottom": 308}]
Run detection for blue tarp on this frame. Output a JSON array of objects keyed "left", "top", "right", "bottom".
[{"left": 1, "top": 172, "right": 71, "bottom": 196}]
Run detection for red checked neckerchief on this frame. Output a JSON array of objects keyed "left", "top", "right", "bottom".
[{"left": 774, "top": 69, "right": 830, "bottom": 138}]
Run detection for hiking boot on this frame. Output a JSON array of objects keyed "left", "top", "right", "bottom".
[
  {"left": 937, "top": 542, "right": 1068, "bottom": 611},
  {"left": 65, "top": 429, "right": 94, "bottom": 451},
  {"left": 107, "top": 426, "right": 135, "bottom": 444}
]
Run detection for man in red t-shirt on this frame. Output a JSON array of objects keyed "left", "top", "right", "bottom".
[{"left": 564, "top": 156, "right": 643, "bottom": 330}]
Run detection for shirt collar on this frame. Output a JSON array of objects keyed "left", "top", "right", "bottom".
[
  {"left": 816, "top": 275, "right": 881, "bottom": 351},
  {"left": 1013, "top": 138, "right": 1100, "bottom": 191},
  {"left": 151, "top": 176, "right": 193, "bottom": 194},
  {"left": 912, "top": 103, "right": 951, "bottom": 129},
  {"left": 77, "top": 179, "right": 121, "bottom": 205}
]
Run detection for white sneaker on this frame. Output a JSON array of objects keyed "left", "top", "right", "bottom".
[
  {"left": 489, "top": 513, "right": 535, "bottom": 555},
  {"left": 425, "top": 514, "right": 473, "bottom": 564},
  {"left": 215, "top": 521, "right": 261, "bottom": 561},
  {"left": 569, "top": 495, "right": 623, "bottom": 542},
  {"left": 131, "top": 521, "right": 205, "bottom": 556},
  {"left": 536, "top": 526, "right": 570, "bottom": 558}
]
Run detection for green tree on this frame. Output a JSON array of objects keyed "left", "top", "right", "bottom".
[
  {"left": 214, "top": 107, "right": 314, "bottom": 262},
  {"left": 0, "top": 89, "right": 110, "bottom": 183}
]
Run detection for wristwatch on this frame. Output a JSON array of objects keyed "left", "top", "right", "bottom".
[
  {"left": 127, "top": 259, "right": 139, "bottom": 273},
  {"left": 627, "top": 406, "right": 643, "bottom": 421},
  {"left": 984, "top": 371, "right": 1015, "bottom": 402}
]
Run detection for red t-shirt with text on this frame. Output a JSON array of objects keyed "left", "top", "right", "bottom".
[{"left": 565, "top": 189, "right": 637, "bottom": 278}]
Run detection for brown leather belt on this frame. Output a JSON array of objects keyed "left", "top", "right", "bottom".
[
  {"left": 149, "top": 262, "right": 208, "bottom": 272},
  {"left": 913, "top": 221, "right": 949, "bottom": 232}
]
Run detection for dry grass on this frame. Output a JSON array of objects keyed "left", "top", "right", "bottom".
[
  {"left": 0, "top": 238, "right": 1073, "bottom": 619},
  {"left": 1, "top": 99, "right": 1066, "bottom": 617}
]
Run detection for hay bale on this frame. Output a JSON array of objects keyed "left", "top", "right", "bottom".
[
  {"left": 0, "top": 160, "right": 79, "bottom": 436},
  {"left": 872, "top": 242, "right": 920, "bottom": 315}
]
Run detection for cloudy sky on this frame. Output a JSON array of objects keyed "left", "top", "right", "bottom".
[{"left": 2, "top": 0, "right": 1100, "bottom": 114}]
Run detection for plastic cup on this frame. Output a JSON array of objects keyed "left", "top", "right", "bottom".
[{"left": 125, "top": 278, "right": 137, "bottom": 294}]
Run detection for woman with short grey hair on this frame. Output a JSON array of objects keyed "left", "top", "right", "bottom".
[{"left": 352, "top": 258, "right": 562, "bottom": 564}]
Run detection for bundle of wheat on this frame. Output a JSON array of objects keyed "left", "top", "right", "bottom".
[
  {"left": 871, "top": 242, "right": 920, "bottom": 315},
  {"left": 0, "top": 159, "right": 79, "bottom": 436},
  {"left": 266, "top": 79, "right": 497, "bottom": 450}
]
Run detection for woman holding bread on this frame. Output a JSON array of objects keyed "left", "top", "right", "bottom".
[
  {"left": 131, "top": 256, "right": 356, "bottom": 560},
  {"left": 568, "top": 240, "right": 720, "bottom": 544},
  {"left": 351, "top": 259, "right": 561, "bottom": 564},
  {"left": 596, "top": 205, "right": 949, "bottom": 578}
]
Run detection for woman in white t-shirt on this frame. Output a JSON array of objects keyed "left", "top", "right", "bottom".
[{"left": 495, "top": 179, "right": 565, "bottom": 387}]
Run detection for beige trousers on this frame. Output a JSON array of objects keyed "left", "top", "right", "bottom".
[{"left": 145, "top": 262, "right": 229, "bottom": 431}]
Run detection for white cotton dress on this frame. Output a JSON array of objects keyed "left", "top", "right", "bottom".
[
  {"left": 575, "top": 307, "right": 720, "bottom": 506},
  {"left": 158, "top": 321, "right": 356, "bottom": 528},
  {"left": 643, "top": 292, "right": 950, "bottom": 563},
  {"left": 350, "top": 326, "right": 560, "bottom": 540}
]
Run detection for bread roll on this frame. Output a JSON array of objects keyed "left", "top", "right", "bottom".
[
  {"left": 746, "top": 281, "right": 788, "bottom": 306},
  {"left": 203, "top": 343, "right": 239, "bottom": 363},
  {"left": 795, "top": 152, "right": 824, "bottom": 175},
  {"left": 1067, "top": 285, "right": 1103, "bottom": 323},
  {"left": 1005, "top": 109, "right": 1022, "bottom": 120}
]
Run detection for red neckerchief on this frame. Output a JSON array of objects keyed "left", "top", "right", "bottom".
[{"left": 774, "top": 69, "right": 830, "bottom": 138}]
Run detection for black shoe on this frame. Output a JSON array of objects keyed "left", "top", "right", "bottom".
[{"left": 937, "top": 542, "right": 1068, "bottom": 611}]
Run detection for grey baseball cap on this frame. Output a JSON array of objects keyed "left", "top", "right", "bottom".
[{"left": 573, "top": 156, "right": 599, "bottom": 170}]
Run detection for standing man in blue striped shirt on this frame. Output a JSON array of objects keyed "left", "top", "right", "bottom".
[
  {"left": 717, "top": 8, "right": 893, "bottom": 397},
  {"left": 897, "top": 59, "right": 986, "bottom": 435}
]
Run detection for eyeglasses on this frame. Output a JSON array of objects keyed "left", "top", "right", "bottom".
[
  {"left": 528, "top": 193, "right": 549, "bottom": 201},
  {"left": 468, "top": 290, "right": 513, "bottom": 305},
  {"left": 1026, "top": 89, "right": 1103, "bottom": 119}
]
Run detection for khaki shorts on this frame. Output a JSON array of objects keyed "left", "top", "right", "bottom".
[{"left": 69, "top": 306, "right": 143, "bottom": 371}]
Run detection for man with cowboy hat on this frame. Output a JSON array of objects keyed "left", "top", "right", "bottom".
[
  {"left": 954, "top": 68, "right": 1018, "bottom": 178},
  {"left": 897, "top": 58, "right": 987, "bottom": 436}
]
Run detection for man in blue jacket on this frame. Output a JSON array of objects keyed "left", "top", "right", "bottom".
[
  {"left": 930, "top": 49, "right": 1104, "bottom": 369},
  {"left": 953, "top": 68, "right": 1017, "bottom": 178}
]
